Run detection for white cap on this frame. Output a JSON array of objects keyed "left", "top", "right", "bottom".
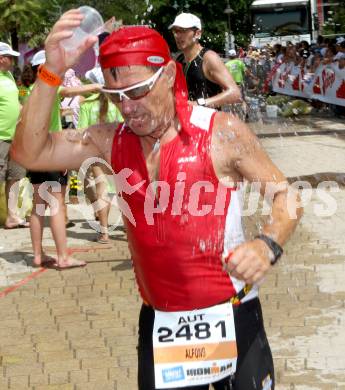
[
  {"left": 336, "top": 36, "right": 345, "bottom": 44},
  {"left": 0, "top": 42, "right": 20, "bottom": 57},
  {"left": 31, "top": 50, "right": 46, "bottom": 66},
  {"left": 169, "top": 13, "right": 201, "bottom": 30},
  {"left": 229, "top": 49, "right": 237, "bottom": 56},
  {"left": 334, "top": 52, "right": 345, "bottom": 60},
  {"left": 85, "top": 66, "right": 104, "bottom": 85}
]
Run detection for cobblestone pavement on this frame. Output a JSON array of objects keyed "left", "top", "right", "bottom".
[{"left": 0, "top": 115, "right": 345, "bottom": 389}]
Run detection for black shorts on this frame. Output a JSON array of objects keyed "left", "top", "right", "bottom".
[
  {"left": 28, "top": 171, "right": 68, "bottom": 186},
  {"left": 137, "top": 298, "right": 274, "bottom": 390}
]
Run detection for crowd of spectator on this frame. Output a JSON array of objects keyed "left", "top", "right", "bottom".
[{"left": 229, "top": 35, "right": 345, "bottom": 96}]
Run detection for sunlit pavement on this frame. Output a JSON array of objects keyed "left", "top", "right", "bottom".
[
  {"left": 0, "top": 114, "right": 345, "bottom": 389},
  {"left": 251, "top": 114, "right": 345, "bottom": 389}
]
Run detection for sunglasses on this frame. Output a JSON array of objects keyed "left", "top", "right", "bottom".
[
  {"left": 171, "top": 27, "right": 198, "bottom": 34},
  {"left": 101, "top": 67, "right": 164, "bottom": 103}
]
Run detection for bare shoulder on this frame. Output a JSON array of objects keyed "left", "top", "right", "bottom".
[
  {"left": 203, "top": 50, "right": 224, "bottom": 67},
  {"left": 203, "top": 49, "right": 221, "bottom": 60},
  {"left": 212, "top": 111, "right": 260, "bottom": 151},
  {"left": 82, "top": 121, "right": 118, "bottom": 163},
  {"left": 86, "top": 122, "right": 116, "bottom": 141},
  {"left": 202, "top": 50, "right": 234, "bottom": 88},
  {"left": 211, "top": 112, "right": 285, "bottom": 184},
  {"left": 211, "top": 112, "right": 261, "bottom": 175}
]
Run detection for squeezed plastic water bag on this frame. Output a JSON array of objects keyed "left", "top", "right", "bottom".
[{"left": 61, "top": 6, "right": 104, "bottom": 52}]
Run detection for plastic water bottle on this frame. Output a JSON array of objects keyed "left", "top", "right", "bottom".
[{"left": 60, "top": 6, "right": 104, "bottom": 52}]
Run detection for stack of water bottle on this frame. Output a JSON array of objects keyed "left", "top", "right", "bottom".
[{"left": 246, "top": 97, "right": 262, "bottom": 122}]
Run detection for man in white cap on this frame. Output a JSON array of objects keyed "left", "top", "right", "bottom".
[
  {"left": 169, "top": 13, "right": 241, "bottom": 108},
  {"left": 226, "top": 49, "right": 246, "bottom": 87},
  {"left": 225, "top": 49, "right": 258, "bottom": 97},
  {"left": 0, "top": 42, "right": 30, "bottom": 229}
]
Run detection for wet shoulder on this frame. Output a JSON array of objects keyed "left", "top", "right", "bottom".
[
  {"left": 213, "top": 112, "right": 259, "bottom": 149},
  {"left": 87, "top": 122, "right": 118, "bottom": 140},
  {"left": 213, "top": 112, "right": 242, "bottom": 137},
  {"left": 202, "top": 49, "right": 219, "bottom": 61},
  {"left": 86, "top": 122, "right": 118, "bottom": 159}
]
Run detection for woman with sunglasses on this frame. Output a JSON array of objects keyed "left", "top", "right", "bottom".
[{"left": 13, "top": 10, "right": 302, "bottom": 390}]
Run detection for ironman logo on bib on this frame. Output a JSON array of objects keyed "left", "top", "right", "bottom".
[{"left": 153, "top": 302, "right": 237, "bottom": 388}]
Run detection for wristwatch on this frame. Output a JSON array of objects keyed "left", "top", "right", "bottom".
[
  {"left": 197, "top": 97, "right": 207, "bottom": 106},
  {"left": 254, "top": 234, "right": 283, "bottom": 265}
]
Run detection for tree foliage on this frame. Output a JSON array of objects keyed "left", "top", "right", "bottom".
[
  {"left": 0, "top": 0, "right": 148, "bottom": 49},
  {"left": 143, "top": 0, "right": 254, "bottom": 54},
  {"left": 0, "top": 0, "right": 254, "bottom": 52},
  {"left": 0, "top": 0, "right": 43, "bottom": 49},
  {"left": 322, "top": 4, "right": 345, "bottom": 36},
  {"left": 48, "top": 0, "right": 148, "bottom": 24}
]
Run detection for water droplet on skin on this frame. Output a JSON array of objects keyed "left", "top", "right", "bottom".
[
  {"left": 65, "top": 130, "right": 82, "bottom": 143},
  {"left": 217, "top": 129, "right": 236, "bottom": 143},
  {"left": 211, "top": 144, "right": 221, "bottom": 152},
  {"left": 234, "top": 146, "right": 243, "bottom": 154}
]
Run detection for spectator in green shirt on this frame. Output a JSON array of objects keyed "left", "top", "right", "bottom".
[
  {"left": 226, "top": 49, "right": 247, "bottom": 85},
  {"left": 18, "top": 64, "right": 35, "bottom": 105},
  {"left": 0, "top": 42, "right": 29, "bottom": 229},
  {"left": 226, "top": 49, "right": 258, "bottom": 102}
]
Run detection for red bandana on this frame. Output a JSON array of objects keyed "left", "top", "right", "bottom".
[{"left": 99, "top": 26, "right": 192, "bottom": 133}]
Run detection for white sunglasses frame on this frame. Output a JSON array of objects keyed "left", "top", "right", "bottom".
[{"left": 101, "top": 66, "right": 164, "bottom": 102}]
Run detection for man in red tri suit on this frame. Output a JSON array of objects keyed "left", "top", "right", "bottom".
[{"left": 12, "top": 10, "right": 302, "bottom": 390}]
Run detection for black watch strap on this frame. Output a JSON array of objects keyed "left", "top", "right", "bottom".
[{"left": 254, "top": 234, "right": 283, "bottom": 265}]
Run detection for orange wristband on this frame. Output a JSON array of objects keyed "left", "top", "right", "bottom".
[{"left": 37, "top": 64, "right": 62, "bottom": 87}]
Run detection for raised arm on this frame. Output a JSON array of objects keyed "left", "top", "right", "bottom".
[
  {"left": 11, "top": 10, "right": 102, "bottom": 171},
  {"left": 202, "top": 50, "right": 242, "bottom": 107},
  {"left": 60, "top": 83, "right": 102, "bottom": 98}
]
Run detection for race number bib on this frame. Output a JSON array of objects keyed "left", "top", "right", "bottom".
[{"left": 153, "top": 302, "right": 237, "bottom": 388}]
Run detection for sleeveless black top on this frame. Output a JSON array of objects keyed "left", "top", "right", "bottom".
[{"left": 176, "top": 48, "right": 222, "bottom": 101}]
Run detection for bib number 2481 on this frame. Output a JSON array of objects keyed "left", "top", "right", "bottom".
[
  {"left": 158, "top": 319, "right": 227, "bottom": 342},
  {"left": 153, "top": 302, "right": 238, "bottom": 388}
]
